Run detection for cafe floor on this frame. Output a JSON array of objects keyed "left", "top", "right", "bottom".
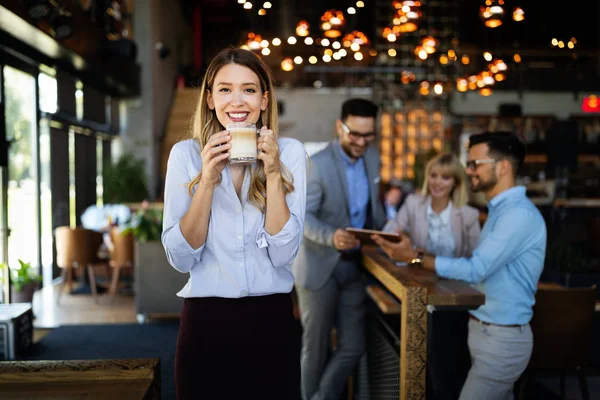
[{"left": 31, "top": 281, "right": 137, "bottom": 343}]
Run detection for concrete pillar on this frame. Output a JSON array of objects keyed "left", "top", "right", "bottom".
[{"left": 121, "top": 0, "right": 190, "bottom": 200}]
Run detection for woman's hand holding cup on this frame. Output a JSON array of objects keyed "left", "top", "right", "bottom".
[
  {"left": 200, "top": 130, "right": 231, "bottom": 186},
  {"left": 257, "top": 126, "right": 280, "bottom": 178}
]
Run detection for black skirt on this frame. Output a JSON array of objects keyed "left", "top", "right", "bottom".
[{"left": 175, "top": 293, "right": 301, "bottom": 400}]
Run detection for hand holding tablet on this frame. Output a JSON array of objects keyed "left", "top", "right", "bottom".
[{"left": 345, "top": 227, "right": 401, "bottom": 247}]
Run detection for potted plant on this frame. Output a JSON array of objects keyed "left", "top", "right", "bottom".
[
  {"left": 0, "top": 259, "right": 42, "bottom": 304},
  {"left": 103, "top": 153, "right": 149, "bottom": 204},
  {"left": 121, "top": 202, "right": 187, "bottom": 320},
  {"left": 121, "top": 201, "right": 163, "bottom": 244}
]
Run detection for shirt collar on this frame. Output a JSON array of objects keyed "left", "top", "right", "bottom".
[
  {"left": 427, "top": 197, "right": 452, "bottom": 218},
  {"left": 488, "top": 186, "right": 526, "bottom": 211}
]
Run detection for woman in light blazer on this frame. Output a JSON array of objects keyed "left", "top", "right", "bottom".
[{"left": 384, "top": 153, "right": 480, "bottom": 258}]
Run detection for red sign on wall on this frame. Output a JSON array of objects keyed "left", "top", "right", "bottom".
[{"left": 582, "top": 95, "right": 600, "bottom": 113}]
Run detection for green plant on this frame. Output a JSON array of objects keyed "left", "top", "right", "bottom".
[
  {"left": 122, "top": 207, "right": 163, "bottom": 243},
  {"left": 0, "top": 260, "right": 42, "bottom": 292},
  {"left": 103, "top": 153, "right": 149, "bottom": 203}
]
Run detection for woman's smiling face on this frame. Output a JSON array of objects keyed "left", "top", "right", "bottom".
[
  {"left": 206, "top": 63, "right": 269, "bottom": 128},
  {"left": 428, "top": 165, "right": 455, "bottom": 201}
]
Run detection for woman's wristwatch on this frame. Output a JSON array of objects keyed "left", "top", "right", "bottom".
[{"left": 410, "top": 250, "right": 424, "bottom": 266}]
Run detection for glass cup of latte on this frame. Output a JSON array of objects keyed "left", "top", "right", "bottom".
[{"left": 226, "top": 122, "right": 258, "bottom": 164}]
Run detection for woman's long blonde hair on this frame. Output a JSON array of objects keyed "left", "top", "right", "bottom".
[
  {"left": 187, "top": 47, "right": 294, "bottom": 211},
  {"left": 421, "top": 153, "right": 469, "bottom": 208}
]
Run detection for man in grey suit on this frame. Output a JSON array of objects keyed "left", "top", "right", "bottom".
[{"left": 292, "top": 98, "right": 386, "bottom": 400}]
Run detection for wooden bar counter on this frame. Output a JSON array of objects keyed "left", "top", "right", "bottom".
[
  {"left": 361, "top": 246, "right": 485, "bottom": 400},
  {"left": 0, "top": 358, "right": 161, "bottom": 400}
]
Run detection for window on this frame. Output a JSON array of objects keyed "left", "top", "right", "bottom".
[{"left": 38, "top": 71, "right": 57, "bottom": 114}]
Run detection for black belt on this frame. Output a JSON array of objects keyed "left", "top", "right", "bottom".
[{"left": 469, "top": 314, "right": 523, "bottom": 328}]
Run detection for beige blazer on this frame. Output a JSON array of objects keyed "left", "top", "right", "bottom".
[{"left": 383, "top": 194, "right": 481, "bottom": 258}]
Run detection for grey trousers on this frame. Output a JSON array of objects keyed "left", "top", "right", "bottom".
[
  {"left": 459, "top": 318, "right": 533, "bottom": 400},
  {"left": 296, "top": 259, "right": 366, "bottom": 400}
]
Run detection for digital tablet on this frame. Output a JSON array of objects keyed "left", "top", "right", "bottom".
[{"left": 346, "top": 227, "right": 401, "bottom": 247}]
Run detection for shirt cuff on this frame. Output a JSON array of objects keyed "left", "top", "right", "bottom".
[
  {"left": 434, "top": 256, "right": 455, "bottom": 279},
  {"left": 256, "top": 215, "right": 297, "bottom": 249},
  {"left": 165, "top": 220, "right": 205, "bottom": 256}
]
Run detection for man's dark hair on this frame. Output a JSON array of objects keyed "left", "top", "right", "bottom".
[
  {"left": 468, "top": 131, "right": 526, "bottom": 176},
  {"left": 341, "top": 98, "right": 379, "bottom": 121}
]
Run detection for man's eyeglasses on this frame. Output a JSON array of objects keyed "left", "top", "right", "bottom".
[
  {"left": 465, "top": 158, "right": 498, "bottom": 170},
  {"left": 341, "top": 121, "right": 376, "bottom": 141}
]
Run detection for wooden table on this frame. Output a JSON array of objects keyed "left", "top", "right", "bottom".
[
  {"left": 362, "top": 246, "right": 485, "bottom": 400},
  {"left": 0, "top": 358, "right": 160, "bottom": 399}
]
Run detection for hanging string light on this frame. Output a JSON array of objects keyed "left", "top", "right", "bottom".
[
  {"left": 392, "top": 0, "right": 421, "bottom": 33},
  {"left": 512, "top": 7, "right": 525, "bottom": 22},
  {"left": 320, "top": 10, "right": 345, "bottom": 38},
  {"left": 281, "top": 57, "right": 294, "bottom": 71},
  {"left": 480, "top": 0, "right": 505, "bottom": 28},
  {"left": 383, "top": 1, "right": 422, "bottom": 43},
  {"left": 456, "top": 77, "right": 469, "bottom": 92},
  {"left": 236, "top": 0, "right": 527, "bottom": 96},
  {"left": 347, "top": 0, "right": 368, "bottom": 16},
  {"left": 342, "top": 31, "right": 369, "bottom": 49},
  {"left": 238, "top": 0, "right": 272, "bottom": 15},
  {"left": 245, "top": 33, "right": 263, "bottom": 50},
  {"left": 454, "top": 55, "right": 507, "bottom": 97},
  {"left": 296, "top": 21, "right": 310, "bottom": 37},
  {"left": 421, "top": 36, "right": 437, "bottom": 54}
]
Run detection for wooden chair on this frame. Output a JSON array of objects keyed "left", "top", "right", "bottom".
[
  {"left": 108, "top": 227, "right": 135, "bottom": 302},
  {"left": 54, "top": 227, "right": 106, "bottom": 305},
  {"left": 517, "top": 285, "right": 597, "bottom": 400}
]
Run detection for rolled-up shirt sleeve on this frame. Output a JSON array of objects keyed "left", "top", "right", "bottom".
[
  {"left": 161, "top": 143, "right": 205, "bottom": 273},
  {"left": 256, "top": 140, "right": 307, "bottom": 269},
  {"left": 435, "top": 207, "right": 537, "bottom": 284}
]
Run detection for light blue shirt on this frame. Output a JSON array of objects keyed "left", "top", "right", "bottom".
[
  {"left": 161, "top": 138, "right": 307, "bottom": 298},
  {"left": 435, "top": 186, "right": 546, "bottom": 325},
  {"left": 337, "top": 141, "right": 369, "bottom": 228}
]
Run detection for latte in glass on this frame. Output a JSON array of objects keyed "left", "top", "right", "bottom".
[{"left": 227, "top": 122, "right": 258, "bottom": 164}]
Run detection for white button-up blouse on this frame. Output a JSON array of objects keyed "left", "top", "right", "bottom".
[{"left": 161, "top": 138, "right": 307, "bottom": 299}]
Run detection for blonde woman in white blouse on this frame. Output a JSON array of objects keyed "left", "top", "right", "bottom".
[
  {"left": 161, "top": 48, "right": 306, "bottom": 400},
  {"left": 384, "top": 153, "right": 480, "bottom": 258}
]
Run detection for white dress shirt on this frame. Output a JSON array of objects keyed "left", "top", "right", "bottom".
[
  {"left": 425, "top": 199, "right": 456, "bottom": 257},
  {"left": 162, "top": 138, "right": 307, "bottom": 299}
]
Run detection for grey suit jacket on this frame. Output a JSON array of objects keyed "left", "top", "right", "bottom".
[
  {"left": 383, "top": 194, "right": 481, "bottom": 257},
  {"left": 292, "top": 141, "right": 386, "bottom": 290}
]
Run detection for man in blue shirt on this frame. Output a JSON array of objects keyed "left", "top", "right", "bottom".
[
  {"left": 292, "top": 99, "right": 386, "bottom": 400},
  {"left": 374, "top": 132, "right": 547, "bottom": 400}
]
